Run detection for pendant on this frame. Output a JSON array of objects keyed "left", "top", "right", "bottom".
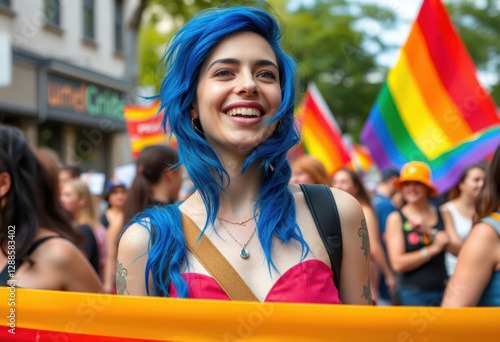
[{"left": 240, "top": 248, "right": 249, "bottom": 259}]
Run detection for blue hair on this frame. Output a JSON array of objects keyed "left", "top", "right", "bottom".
[{"left": 134, "top": 5, "right": 309, "bottom": 297}]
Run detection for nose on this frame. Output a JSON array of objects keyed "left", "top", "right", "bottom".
[{"left": 234, "top": 71, "right": 259, "bottom": 96}]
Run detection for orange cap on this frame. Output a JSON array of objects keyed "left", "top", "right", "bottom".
[{"left": 394, "top": 161, "right": 438, "bottom": 197}]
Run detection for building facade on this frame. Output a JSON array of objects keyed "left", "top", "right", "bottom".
[{"left": 0, "top": 0, "right": 139, "bottom": 177}]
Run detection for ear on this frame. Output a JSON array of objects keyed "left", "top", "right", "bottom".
[
  {"left": 0, "top": 172, "right": 11, "bottom": 198},
  {"left": 190, "top": 102, "right": 199, "bottom": 119}
]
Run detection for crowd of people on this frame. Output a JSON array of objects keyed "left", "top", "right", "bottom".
[{"left": 1, "top": 4, "right": 499, "bottom": 308}]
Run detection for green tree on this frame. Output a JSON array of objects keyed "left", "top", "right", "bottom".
[
  {"left": 282, "top": 0, "right": 395, "bottom": 138},
  {"left": 446, "top": 0, "right": 500, "bottom": 106}
]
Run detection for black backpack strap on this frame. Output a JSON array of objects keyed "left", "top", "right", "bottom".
[{"left": 300, "top": 184, "right": 343, "bottom": 291}]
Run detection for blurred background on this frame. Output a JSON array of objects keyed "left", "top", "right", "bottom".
[{"left": 0, "top": 0, "right": 498, "bottom": 182}]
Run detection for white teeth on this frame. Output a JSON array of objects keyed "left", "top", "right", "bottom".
[{"left": 225, "top": 107, "right": 261, "bottom": 117}]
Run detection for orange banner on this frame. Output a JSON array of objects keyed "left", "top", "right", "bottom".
[{"left": 1, "top": 288, "right": 499, "bottom": 341}]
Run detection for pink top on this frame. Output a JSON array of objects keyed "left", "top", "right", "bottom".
[{"left": 170, "top": 259, "right": 341, "bottom": 304}]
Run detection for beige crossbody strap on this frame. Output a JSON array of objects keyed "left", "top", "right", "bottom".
[{"left": 181, "top": 213, "right": 259, "bottom": 302}]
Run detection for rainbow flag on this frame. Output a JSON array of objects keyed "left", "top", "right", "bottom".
[
  {"left": 300, "top": 83, "right": 351, "bottom": 175},
  {"left": 124, "top": 102, "right": 176, "bottom": 159},
  {"left": 349, "top": 144, "right": 374, "bottom": 174},
  {"left": 361, "top": 0, "right": 500, "bottom": 193}
]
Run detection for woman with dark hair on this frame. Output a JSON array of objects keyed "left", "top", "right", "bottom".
[
  {"left": 385, "top": 161, "right": 460, "bottom": 306},
  {"left": 440, "top": 165, "right": 485, "bottom": 276},
  {"left": 333, "top": 168, "right": 396, "bottom": 302},
  {"left": 104, "top": 144, "right": 182, "bottom": 293},
  {"left": 290, "top": 155, "right": 332, "bottom": 186},
  {"left": 0, "top": 125, "right": 101, "bottom": 292},
  {"left": 123, "top": 144, "right": 182, "bottom": 224},
  {"left": 443, "top": 144, "right": 500, "bottom": 306},
  {"left": 117, "top": 5, "right": 370, "bottom": 304}
]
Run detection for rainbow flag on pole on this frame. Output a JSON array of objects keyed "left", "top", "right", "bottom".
[
  {"left": 299, "top": 83, "right": 351, "bottom": 175},
  {"left": 361, "top": 0, "right": 500, "bottom": 193},
  {"left": 124, "top": 102, "right": 176, "bottom": 159}
]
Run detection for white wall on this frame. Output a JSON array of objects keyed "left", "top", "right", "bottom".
[{"left": 2, "top": 0, "right": 139, "bottom": 79}]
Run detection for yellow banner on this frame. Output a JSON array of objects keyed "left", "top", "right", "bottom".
[{"left": 0, "top": 287, "right": 499, "bottom": 341}]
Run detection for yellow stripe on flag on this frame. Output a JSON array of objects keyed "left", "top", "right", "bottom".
[{"left": 388, "top": 52, "right": 454, "bottom": 159}]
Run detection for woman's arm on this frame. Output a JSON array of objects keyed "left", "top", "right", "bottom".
[
  {"left": 385, "top": 212, "right": 448, "bottom": 273},
  {"left": 439, "top": 206, "right": 463, "bottom": 256},
  {"left": 333, "top": 189, "right": 372, "bottom": 305},
  {"left": 442, "top": 223, "right": 499, "bottom": 307},
  {"left": 116, "top": 222, "right": 152, "bottom": 296},
  {"left": 363, "top": 206, "right": 396, "bottom": 291},
  {"left": 103, "top": 214, "right": 124, "bottom": 293}
]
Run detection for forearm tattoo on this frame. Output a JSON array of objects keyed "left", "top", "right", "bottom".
[
  {"left": 361, "top": 275, "right": 372, "bottom": 304},
  {"left": 358, "top": 219, "right": 369, "bottom": 259},
  {"left": 116, "top": 259, "right": 129, "bottom": 295}
]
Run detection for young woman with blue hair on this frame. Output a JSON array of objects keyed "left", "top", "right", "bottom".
[{"left": 117, "top": 5, "right": 370, "bottom": 304}]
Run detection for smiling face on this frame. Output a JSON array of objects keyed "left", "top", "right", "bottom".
[
  {"left": 459, "top": 167, "right": 486, "bottom": 199},
  {"left": 192, "top": 31, "right": 282, "bottom": 154},
  {"left": 332, "top": 170, "right": 358, "bottom": 197},
  {"left": 401, "top": 181, "right": 429, "bottom": 203}
]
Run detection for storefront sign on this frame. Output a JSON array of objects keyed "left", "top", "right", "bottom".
[{"left": 47, "top": 74, "right": 126, "bottom": 121}]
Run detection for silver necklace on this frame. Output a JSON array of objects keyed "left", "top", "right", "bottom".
[
  {"left": 218, "top": 219, "right": 256, "bottom": 259},
  {"left": 218, "top": 216, "right": 253, "bottom": 225}
]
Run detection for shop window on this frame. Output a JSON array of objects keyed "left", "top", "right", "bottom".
[
  {"left": 83, "top": 0, "right": 95, "bottom": 40},
  {"left": 45, "top": 0, "right": 61, "bottom": 27},
  {"left": 114, "top": 0, "right": 123, "bottom": 53}
]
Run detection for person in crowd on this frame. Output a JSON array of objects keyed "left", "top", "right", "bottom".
[
  {"left": 101, "top": 180, "right": 128, "bottom": 229},
  {"left": 123, "top": 145, "right": 182, "bottom": 224},
  {"left": 60, "top": 179, "right": 104, "bottom": 276},
  {"left": 103, "top": 145, "right": 182, "bottom": 293},
  {"left": 333, "top": 168, "right": 396, "bottom": 303},
  {"left": 0, "top": 125, "right": 101, "bottom": 292},
  {"left": 59, "top": 164, "right": 80, "bottom": 184},
  {"left": 290, "top": 155, "right": 332, "bottom": 186},
  {"left": 385, "top": 161, "right": 461, "bottom": 306},
  {"left": 442, "top": 145, "right": 500, "bottom": 307},
  {"left": 372, "top": 167, "right": 400, "bottom": 305},
  {"left": 117, "top": 5, "right": 371, "bottom": 304},
  {"left": 441, "top": 165, "right": 486, "bottom": 276},
  {"left": 100, "top": 180, "right": 127, "bottom": 292}
]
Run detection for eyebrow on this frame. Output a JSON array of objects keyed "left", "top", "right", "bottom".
[{"left": 207, "top": 58, "right": 279, "bottom": 72}]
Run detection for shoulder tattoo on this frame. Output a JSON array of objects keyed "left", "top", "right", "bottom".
[
  {"left": 116, "top": 259, "right": 130, "bottom": 295},
  {"left": 358, "top": 218, "right": 369, "bottom": 259}
]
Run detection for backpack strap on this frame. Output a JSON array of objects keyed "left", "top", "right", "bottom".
[{"left": 300, "top": 184, "right": 342, "bottom": 291}]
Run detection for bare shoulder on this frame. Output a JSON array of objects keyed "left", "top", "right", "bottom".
[
  {"left": 39, "top": 237, "right": 89, "bottom": 268},
  {"left": 118, "top": 221, "right": 152, "bottom": 254},
  {"left": 386, "top": 210, "right": 402, "bottom": 226},
  {"left": 330, "top": 187, "right": 364, "bottom": 226},
  {"left": 439, "top": 201, "right": 451, "bottom": 213},
  {"left": 468, "top": 222, "right": 500, "bottom": 244}
]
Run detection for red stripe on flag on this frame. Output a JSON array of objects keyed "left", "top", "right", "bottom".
[{"left": 417, "top": 0, "right": 500, "bottom": 131}]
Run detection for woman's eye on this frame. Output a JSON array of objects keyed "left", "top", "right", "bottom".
[
  {"left": 258, "top": 71, "right": 277, "bottom": 80},
  {"left": 214, "top": 69, "right": 232, "bottom": 77}
]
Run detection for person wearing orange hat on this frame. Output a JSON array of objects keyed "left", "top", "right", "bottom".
[{"left": 384, "top": 161, "right": 461, "bottom": 306}]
